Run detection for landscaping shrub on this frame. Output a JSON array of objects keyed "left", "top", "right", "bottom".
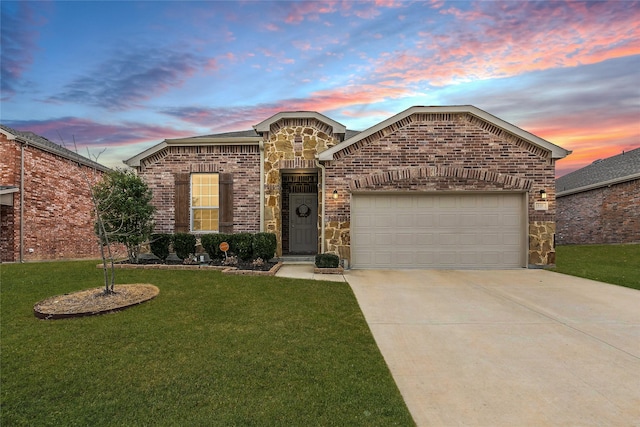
[
  {"left": 201, "top": 233, "right": 231, "bottom": 260},
  {"left": 149, "top": 233, "right": 172, "bottom": 261},
  {"left": 172, "top": 233, "right": 196, "bottom": 260},
  {"left": 228, "top": 233, "right": 253, "bottom": 261},
  {"left": 253, "top": 232, "right": 277, "bottom": 261},
  {"left": 315, "top": 253, "right": 340, "bottom": 268}
]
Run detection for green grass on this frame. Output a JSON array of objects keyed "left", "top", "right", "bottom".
[
  {"left": 553, "top": 244, "right": 640, "bottom": 290},
  {"left": 1, "top": 261, "right": 414, "bottom": 426}
]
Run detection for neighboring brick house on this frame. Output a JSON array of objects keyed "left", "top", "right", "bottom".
[
  {"left": 125, "top": 106, "right": 570, "bottom": 269},
  {"left": 556, "top": 147, "right": 640, "bottom": 245},
  {"left": 1, "top": 125, "right": 111, "bottom": 262}
]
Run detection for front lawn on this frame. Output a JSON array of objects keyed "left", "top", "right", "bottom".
[
  {"left": 553, "top": 244, "right": 640, "bottom": 290},
  {"left": 1, "top": 261, "right": 414, "bottom": 426}
]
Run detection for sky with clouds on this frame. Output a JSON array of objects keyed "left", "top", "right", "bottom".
[{"left": 1, "top": 0, "right": 639, "bottom": 176}]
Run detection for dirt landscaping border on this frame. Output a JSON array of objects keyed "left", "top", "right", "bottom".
[{"left": 96, "top": 262, "right": 283, "bottom": 276}]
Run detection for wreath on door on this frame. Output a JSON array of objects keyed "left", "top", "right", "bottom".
[{"left": 296, "top": 203, "right": 311, "bottom": 218}]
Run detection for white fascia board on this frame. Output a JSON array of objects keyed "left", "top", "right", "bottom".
[
  {"left": 123, "top": 137, "right": 262, "bottom": 167},
  {"left": 557, "top": 173, "right": 640, "bottom": 197},
  {"left": 319, "top": 105, "right": 571, "bottom": 161},
  {"left": 253, "top": 111, "right": 346, "bottom": 134},
  {"left": 0, "top": 128, "right": 17, "bottom": 140},
  {"left": 0, "top": 187, "right": 19, "bottom": 195},
  {"left": 165, "top": 136, "right": 262, "bottom": 144},
  {"left": 124, "top": 141, "right": 169, "bottom": 167}
]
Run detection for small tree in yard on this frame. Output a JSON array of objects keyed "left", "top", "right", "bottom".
[{"left": 93, "top": 169, "right": 155, "bottom": 265}]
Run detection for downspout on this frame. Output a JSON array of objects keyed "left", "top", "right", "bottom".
[
  {"left": 315, "top": 158, "right": 326, "bottom": 253},
  {"left": 259, "top": 141, "right": 265, "bottom": 232},
  {"left": 19, "top": 140, "right": 26, "bottom": 263}
]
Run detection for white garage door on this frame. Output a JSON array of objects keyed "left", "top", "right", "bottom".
[{"left": 351, "top": 193, "right": 525, "bottom": 269}]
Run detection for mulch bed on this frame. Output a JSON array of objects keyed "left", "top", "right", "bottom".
[
  {"left": 34, "top": 284, "right": 159, "bottom": 320},
  {"left": 99, "top": 261, "right": 283, "bottom": 276}
]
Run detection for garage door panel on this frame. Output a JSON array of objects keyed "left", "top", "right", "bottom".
[
  {"left": 374, "top": 215, "right": 394, "bottom": 227},
  {"left": 502, "top": 214, "right": 521, "bottom": 226},
  {"left": 396, "top": 214, "right": 415, "bottom": 227},
  {"left": 415, "top": 214, "right": 435, "bottom": 226},
  {"left": 416, "top": 198, "right": 436, "bottom": 208},
  {"left": 438, "top": 214, "right": 458, "bottom": 227},
  {"left": 482, "top": 195, "right": 500, "bottom": 207},
  {"left": 351, "top": 193, "right": 525, "bottom": 269}
]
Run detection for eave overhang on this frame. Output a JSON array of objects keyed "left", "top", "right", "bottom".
[
  {"left": 124, "top": 136, "right": 262, "bottom": 167},
  {"left": 253, "top": 111, "right": 346, "bottom": 135},
  {"left": 318, "top": 105, "right": 572, "bottom": 161}
]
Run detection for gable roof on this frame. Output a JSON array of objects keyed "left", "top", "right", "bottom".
[
  {"left": 0, "top": 124, "right": 110, "bottom": 172},
  {"left": 318, "top": 105, "right": 571, "bottom": 161},
  {"left": 253, "top": 111, "right": 346, "bottom": 134},
  {"left": 125, "top": 113, "right": 355, "bottom": 168},
  {"left": 556, "top": 147, "right": 640, "bottom": 196},
  {"left": 124, "top": 130, "right": 263, "bottom": 167}
]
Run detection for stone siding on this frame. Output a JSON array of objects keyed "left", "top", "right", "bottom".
[
  {"left": 556, "top": 179, "right": 640, "bottom": 244},
  {"left": 1, "top": 134, "right": 106, "bottom": 262},
  {"left": 138, "top": 145, "right": 261, "bottom": 234},
  {"left": 323, "top": 113, "right": 557, "bottom": 266},
  {"left": 261, "top": 118, "right": 340, "bottom": 254}
]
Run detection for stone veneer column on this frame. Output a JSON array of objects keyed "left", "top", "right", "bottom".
[
  {"left": 529, "top": 221, "right": 556, "bottom": 266},
  {"left": 324, "top": 219, "right": 350, "bottom": 261},
  {"left": 261, "top": 121, "right": 339, "bottom": 256}
]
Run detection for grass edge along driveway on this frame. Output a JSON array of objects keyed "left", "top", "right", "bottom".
[
  {"left": 1, "top": 261, "right": 415, "bottom": 426},
  {"left": 553, "top": 244, "right": 640, "bottom": 290}
]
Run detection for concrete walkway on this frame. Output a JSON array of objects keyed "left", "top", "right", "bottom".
[
  {"left": 347, "top": 269, "right": 640, "bottom": 427},
  {"left": 275, "top": 263, "right": 346, "bottom": 282}
]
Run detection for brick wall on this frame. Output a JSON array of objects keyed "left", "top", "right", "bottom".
[
  {"left": 0, "top": 134, "right": 106, "bottom": 262},
  {"left": 556, "top": 179, "right": 640, "bottom": 244},
  {"left": 138, "top": 145, "right": 261, "bottom": 234},
  {"left": 323, "top": 112, "right": 557, "bottom": 265}
]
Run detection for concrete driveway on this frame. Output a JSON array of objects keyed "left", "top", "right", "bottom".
[{"left": 346, "top": 269, "right": 640, "bottom": 427}]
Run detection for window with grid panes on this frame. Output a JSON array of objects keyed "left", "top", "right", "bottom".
[{"left": 191, "top": 173, "right": 219, "bottom": 231}]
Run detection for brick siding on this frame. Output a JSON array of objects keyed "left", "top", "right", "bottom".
[
  {"left": 324, "top": 113, "right": 556, "bottom": 220},
  {"left": 1, "top": 134, "right": 106, "bottom": 262},
  {"left": 556, "top": 179, "right": 640, "bottom": 244},
  {"left": 138, "top": 145, "right": 261, "bottom": 234}
]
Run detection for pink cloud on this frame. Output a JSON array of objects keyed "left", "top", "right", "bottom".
[
  {"left": 163, "top": 83, "right": 415, "bottom": 132},
  {"left": 523, "top": 112, "right": 639, "bottom": 177},
  {"left": 7, "top": 117, "right": 188, "bottom": 150},
  {"left": 373, "top": 1, "right": 640, "bottom": 87}
]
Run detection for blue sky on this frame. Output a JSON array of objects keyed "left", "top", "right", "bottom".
[{"left": 2, "top": 0, "right": 639, "bottom": 176}]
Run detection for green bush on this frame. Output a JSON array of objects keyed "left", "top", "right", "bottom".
[
  {"left": 228, "top": 233, "right": 253, "bottom": 261},
  {"left": 149, "top": 233, "right": 172, "bottom": 261},
  {"left": 315, "top": 253, "right": 340, "bottom": 268},
  {"left": 173, "top": 233, "right": 196, "bottom": 260},
  {"left": 201, "top": 233, "right": 231, "bottom": 260},
  {"left": 252, "top": 232, "right": 277, "bottom": 261}
]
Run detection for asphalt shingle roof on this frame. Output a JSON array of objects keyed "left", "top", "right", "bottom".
[
  {"left": 182, "top": 128, "right": 362, "bottom": 141},
  {"left": 0, "top": 124, "right": 110, "bottom": 172},
  {"left": 556, "top": 147, "right": 640, "bottom": 194}
]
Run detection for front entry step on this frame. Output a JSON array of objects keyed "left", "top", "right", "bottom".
[{"left": 279, "top": 255, "right": 316, "bottom": 264}]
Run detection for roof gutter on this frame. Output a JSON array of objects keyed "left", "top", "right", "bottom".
[{"left": 19, "top": 140, "right": 26, "bottom": 262}]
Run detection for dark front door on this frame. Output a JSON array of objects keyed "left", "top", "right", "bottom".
[{"left": 289, "top": 193, "right": 317, "bottom": 254}]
